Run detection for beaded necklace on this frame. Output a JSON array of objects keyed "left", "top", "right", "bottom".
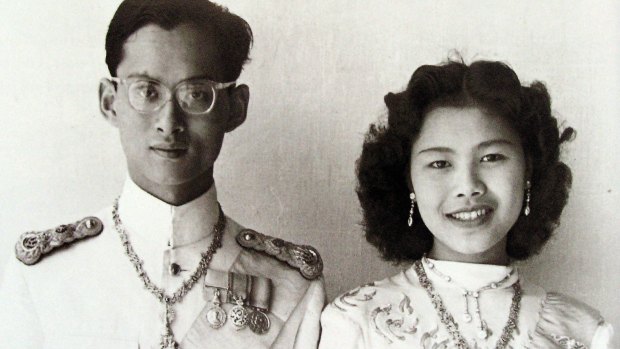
[
  {"left": 413, "top": 259, "right": 521, "bottom": 349},
  {"left": 422, "top": 256, "right": 514, "bottom": 339}
]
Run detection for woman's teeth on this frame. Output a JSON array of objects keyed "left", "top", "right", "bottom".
[{"left": 449, "top": 209, "right": 489, "bottom": 221}]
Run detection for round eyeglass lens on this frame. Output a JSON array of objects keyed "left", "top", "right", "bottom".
[
  {"left": 176, "top": 82, "right": 215, "bottom": 114},
  {"left": 127, "top": 80, "right": 166, "bottom": 112}
]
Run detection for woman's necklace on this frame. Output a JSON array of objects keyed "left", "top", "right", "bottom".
[
  {"left": 413, "top": 259, "right": 521, "bottom": 349},
  {"left": 112, "top": 198, "right": 226, "bottom": 349},
  {"left": 422, "top": 256, "right": 514, "bottom": 339}
]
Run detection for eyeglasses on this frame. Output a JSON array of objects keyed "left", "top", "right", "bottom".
[{"left": 110, "top": 77, "right": 235, "bottom": 115}]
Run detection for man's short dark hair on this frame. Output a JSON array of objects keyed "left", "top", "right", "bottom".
[{"left": 105, "top": 0, "right": 253, "bottom": 81}]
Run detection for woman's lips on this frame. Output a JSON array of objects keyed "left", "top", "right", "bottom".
[
  {"left": 448, "top": 208, "right": 491, "bottom": 221},
  {"left": 445, "top": 206, "right": 494, "bottom": 226}
]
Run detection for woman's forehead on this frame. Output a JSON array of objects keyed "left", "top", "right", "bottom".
[{"left": 413, "top": 106, "right": 521, "bottom": 153}]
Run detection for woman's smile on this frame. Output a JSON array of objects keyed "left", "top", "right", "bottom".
[{"left": 444, "top": 205, "right": 494, "bottom": 228}]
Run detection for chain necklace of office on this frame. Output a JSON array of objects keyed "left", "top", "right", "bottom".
[{"left": 112, "top": 198, "right": 226, "bottom": 349}]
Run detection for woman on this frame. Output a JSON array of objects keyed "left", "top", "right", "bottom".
[{"left": 319, "top": 59, "right": 613, "bottom": 348}]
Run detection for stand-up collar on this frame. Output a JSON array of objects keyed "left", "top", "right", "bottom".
[
  {"left": 413, "top": 257, "right": 519, "bottom": 291},
  {"left": 117, "top": 177, "right": 220, "bottom": 251}
]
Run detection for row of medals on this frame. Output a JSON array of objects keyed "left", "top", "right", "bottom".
[{"left": 206, "top": 288, "right": 271, "bottom": 335}]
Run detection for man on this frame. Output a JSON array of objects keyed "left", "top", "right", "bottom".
[{"left": 0, "top": 1, "right": 325, "bottom": 348}]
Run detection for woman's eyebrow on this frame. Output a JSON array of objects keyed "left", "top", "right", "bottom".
[
  {"left": 416, "top": 146, "right": 454, "bottom": 155},
  {"left": 477, "top": 139, "right": 516, "bottom": 149}
]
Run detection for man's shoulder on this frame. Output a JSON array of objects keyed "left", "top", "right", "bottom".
[
  {"left": 11, "top": 208, "right": 113, "bottom": 268},
  {"left": 234, "top": 228, "right": 323, "bottom": 282},
  {"left": 207, "top": 219, "right": 326, "bottom": 327}
]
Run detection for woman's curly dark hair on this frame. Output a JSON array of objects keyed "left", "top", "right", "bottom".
[{"left": 356, "top": 58, "right": 574, "bottom": 263}]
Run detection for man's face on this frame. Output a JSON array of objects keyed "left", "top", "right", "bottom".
[{"left": 103, "top": 23, "right": 246, "bottom": 194}]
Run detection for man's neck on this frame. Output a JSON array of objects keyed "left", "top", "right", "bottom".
[{"left": 131, "top": 175, "right": 214, "bottom": 206}]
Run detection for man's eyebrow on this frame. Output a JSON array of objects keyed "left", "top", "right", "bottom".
[
  {"left": 125, "top": 73, "right": 217, "bottom": 83},
  {"left": 416, "top": 147, "right": 454, "bottom": 155},
  {"left": 127, "top": 72, "right": 158, "bottom": 80}
]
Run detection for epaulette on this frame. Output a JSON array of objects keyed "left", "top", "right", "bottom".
[
  {"left": 236, "top": 229, "right": 323, "bottom": 280},
  {"left": 15, "top": 217, "right": 104, "bottom": 265}
]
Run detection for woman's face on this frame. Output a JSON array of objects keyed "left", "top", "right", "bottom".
[{"left": 410, "top": 106, "right": 527, "bottom": 264}]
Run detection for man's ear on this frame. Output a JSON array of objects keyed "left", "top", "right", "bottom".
[
  {"left": 225, "top": 84, "right": 249, "bottom": 133},
  {"left": 99, "top": 78, "right": 118, "bottom": 127}
]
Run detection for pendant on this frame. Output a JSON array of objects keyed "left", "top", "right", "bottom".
[
  {"left": 160, "top": 331, "right": 179, "bottom": 349},
  {"left": 160, "top": 303, "right": 178, "bottom": 349},
  {"left": 462, "top": 313, "right": 472, "bottom": 322},
  {"left": 248, "top": 309, "right": 271, "bottom": 335},
  {"left": 160, "top": 306, "right": 176, "bottom": 323},
  {"left": 229, "top": 296, "right": 248, "bottom": 330},
  {"left": 206, "top": 289, "right": 227, "bottom": 329},
  {"left": 477, "top": 322, "right": 490, "bottom": 339}
]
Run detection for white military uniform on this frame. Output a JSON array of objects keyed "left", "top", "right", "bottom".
[
  {"left": 319, "top": 258, "right": 614, "bottom": 349},
  {"left": 0, "top": 179, "right": 325, "bottom": 349}
]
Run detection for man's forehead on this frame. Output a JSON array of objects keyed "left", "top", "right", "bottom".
[{"left": 117, "top": 23, "right": 225, "bottom": 83}]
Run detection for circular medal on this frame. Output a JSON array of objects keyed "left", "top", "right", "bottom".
[
  {"left": 206, "top": 306, "right": 227, "bottom": 329},
  {"left": 229, "top": 304, "right": 248, "bottom": 330},
  {"left": 248, "top": 309, "right": 270, "bottom": 335}
]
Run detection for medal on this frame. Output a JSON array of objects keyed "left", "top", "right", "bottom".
[
  {"left": 229, "top": 295, "right": 249, "bottom": 330},
  {"left": 206, "top": 289, "right": 227, "bottom": 329},
  {"left": 248, "top": 308, "right": 270, "bottom": 335}
]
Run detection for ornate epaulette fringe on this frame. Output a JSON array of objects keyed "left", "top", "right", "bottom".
[
  {"left": 15, "top": 217, "right": 104, "bottom": 265},
  {"left": 236, "top": 229, "right": 323, "bottom": 280}
]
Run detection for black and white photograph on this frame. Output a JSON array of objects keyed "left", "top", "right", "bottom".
[{"left": 0, "top": 1, "right": 618, "bottom": 348}]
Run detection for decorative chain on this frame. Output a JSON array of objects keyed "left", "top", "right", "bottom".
[
  {"left": 413, "top": 259, "right": 521, "bottom": 349},
  {"left": 112, "top": 198, "right": 226, "bottom": 349}
]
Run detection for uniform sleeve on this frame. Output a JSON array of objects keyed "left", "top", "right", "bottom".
[
  {"left": 531, "top": 292, "right": 614, "bottom": 349},
  {"left": 318, "top": 302, "right": 364, "bottom": 349},
  {"left": 271, "top": 277, "right": 326, "bottom": 349},
  {"left": 0, "top": 256, "right": 44, "bottom": 348}
]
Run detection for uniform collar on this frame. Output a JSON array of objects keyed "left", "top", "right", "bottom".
[{"left": 117, "top": 176, "right": 220, "bottom": 250}]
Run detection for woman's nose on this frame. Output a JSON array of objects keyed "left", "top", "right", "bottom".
[{"left": 454, "top": 164, "right": 486, "bottom": 198}]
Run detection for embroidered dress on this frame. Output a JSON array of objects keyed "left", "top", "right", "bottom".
[{"left": 319, "top": 259, "right": 613, "bottom": 349}]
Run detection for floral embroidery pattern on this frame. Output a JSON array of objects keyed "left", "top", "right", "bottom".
[
  {"left": 370, "top": 294, "right": 420, "bottom": 344},
  {"left": 333, "top": 285, "right": 527, "bottom": 347},
  {"left": 420, "top": 326, "right": 449, "bottom": 349},
  {"left": 333, "top": 282, "right": 376, "bottom": 312}
]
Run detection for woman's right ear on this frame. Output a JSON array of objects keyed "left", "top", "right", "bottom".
[{"left": 99, "top": 78, "right": 118, "bottom": 127}]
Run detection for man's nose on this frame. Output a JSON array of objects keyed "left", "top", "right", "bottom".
[{"left": 155, "top": 100, "right": 186, "bottom": 137}]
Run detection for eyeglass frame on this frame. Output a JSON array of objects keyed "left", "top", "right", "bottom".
[{"left": 109, "top": 77, "right": 236, "bottom": 115}]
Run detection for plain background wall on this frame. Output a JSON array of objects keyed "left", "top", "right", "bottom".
[{"left": 1, "top": 0, "right": 618, "bottom": 338}]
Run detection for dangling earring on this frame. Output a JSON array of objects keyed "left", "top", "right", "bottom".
[
  {"left": 524, "top": 180, "right": 531, "bottom": 216},
  {"left": 408, "top": 192, "right": 416, "bottom": 227}
]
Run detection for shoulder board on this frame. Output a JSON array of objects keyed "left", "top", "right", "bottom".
[
  {"left": 236, "top": 229, "right": 323, "bottom": 280},
  {"left": 15, "top": 217, "right": 104, "bottom": 265}
]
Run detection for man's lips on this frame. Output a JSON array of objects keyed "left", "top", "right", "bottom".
[{"left": 150, "top": 143, "right": 188, "bottom": 159}]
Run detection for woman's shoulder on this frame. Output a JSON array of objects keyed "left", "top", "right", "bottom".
[
  {"left": 529, "top": 291, "right": 613, "bottom": 349},
  {"left": 320, "top": 269, "right": 438, "bottom": 348},
  {"left": 325, "top": 269, "right": 420, "bottom": 314}
]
